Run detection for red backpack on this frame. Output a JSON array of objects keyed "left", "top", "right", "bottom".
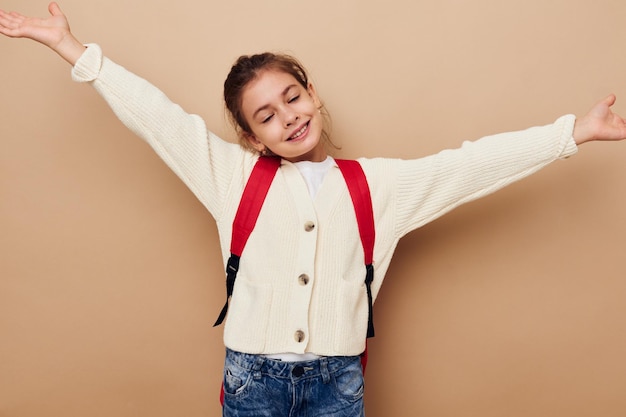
[{"left": 213, "top": 156, "right": 375, "bottom": 405}]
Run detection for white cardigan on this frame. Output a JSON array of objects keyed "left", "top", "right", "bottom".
[{"left": 71, "top": 44, "right": 578, "bottom": 356}]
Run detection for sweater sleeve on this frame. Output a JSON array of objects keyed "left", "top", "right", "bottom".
[
  {"left": 70, "top": 44, "right": 245, "bottom": 219},
  {"left": 384, "top": 114, "right": 578, "bottom": 238}
]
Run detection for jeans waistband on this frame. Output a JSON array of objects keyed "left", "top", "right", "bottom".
[{"left": 225, "top": 348, "right": 360, "bottom": 381}]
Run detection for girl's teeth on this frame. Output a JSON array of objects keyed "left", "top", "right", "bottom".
[{"left": 291, "top": 124, "right": 307, "bottom": 139}]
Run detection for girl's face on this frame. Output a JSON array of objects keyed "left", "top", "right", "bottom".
[{"left": 240, "top": 69, "right": 326, "bottom": 162}]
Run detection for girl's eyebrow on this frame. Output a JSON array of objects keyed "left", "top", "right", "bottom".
[{"left": 252, "top": 84, "right": 298, "bottom": 119}]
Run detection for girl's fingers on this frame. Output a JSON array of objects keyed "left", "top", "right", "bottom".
[
  {"left": 0, "top": 18, "right": 24, "bottom": 34},
  {"left": 0, "top": 10, "right": 23, "bottom": 26},
  {"left": 4, "top": 10, "right": 24, "bottom": 20}
]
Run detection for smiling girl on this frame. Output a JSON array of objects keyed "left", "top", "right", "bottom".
[
  {"left": 2, "top": 3, "right": 626, "bottom": 416},
  {"left": 236, "top": 63, "right": 327, "bottom": 162}
]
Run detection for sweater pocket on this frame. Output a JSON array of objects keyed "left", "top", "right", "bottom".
[
  {"left": 223, "top": 278, "right": 273, "bottom": 352},
  {"left": 333, "top": 279, "right": 369, "bottom": 353}
]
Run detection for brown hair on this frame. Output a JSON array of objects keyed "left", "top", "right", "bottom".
[{"left": 223, "top": 52, "right": 336, "bottom": 154}]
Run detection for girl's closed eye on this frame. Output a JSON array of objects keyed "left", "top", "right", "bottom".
[
  {"left": 288, "top": 95, "right": 300, "bottom": 103},
  {"left": 261, "top": 114, "right": 274, "bottom": 124}
]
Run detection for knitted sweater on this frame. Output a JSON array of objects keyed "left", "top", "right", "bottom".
[{"left": 71, "top": 44, "right": 578, "bottom": 356}]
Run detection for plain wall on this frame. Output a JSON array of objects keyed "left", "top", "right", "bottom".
[{"left": 2, "top": 0, "right": 626, "bottom": 416}]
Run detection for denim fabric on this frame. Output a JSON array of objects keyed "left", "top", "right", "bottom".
[{"left": 222, "top": 348, "right": 365, "bottom": 417}]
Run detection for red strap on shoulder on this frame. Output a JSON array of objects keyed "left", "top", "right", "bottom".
[
  {"left": 336, "top": 159, "right": 375, "bottom": 373},
  {"left": 336, "top": 159, "right": 376, "bottom": 340},
  {"left": 335, "top": 159, "right": 375, "bottom": 265},
  {"left": 230, "top": 156, "right": 281, "bottom": 256}
]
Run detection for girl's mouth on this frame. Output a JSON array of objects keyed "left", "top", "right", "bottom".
[{"left": 288, "top": 122, "right": 309, "bottom": 141}]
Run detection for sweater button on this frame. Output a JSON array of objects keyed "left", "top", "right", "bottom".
[
  {"left": 304, "top": 221, "right": 315, "bottom": 232},
  {"left": 298, "top": 274, "right": 310, "bottom": 286},
  {"left": 294, "top": 330, "right": 305, "bottom": 343}
]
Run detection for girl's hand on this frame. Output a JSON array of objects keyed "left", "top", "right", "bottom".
[
  {"left": 573, "top": 94, "right": 626, "bottom": 145},
  {"left": 0, "top": 2, "right": 85, "bottom": 65}
]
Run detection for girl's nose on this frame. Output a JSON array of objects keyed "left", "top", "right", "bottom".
[{"left": 283, "top": 110, "right": 299, "bottom": 127}]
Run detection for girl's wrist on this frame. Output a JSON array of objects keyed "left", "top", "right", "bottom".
[
  {"left": 572, "top": 118, "right": 592, "bottom": 145},
  {"left": 55, "top": 33, "right": 86, "bottom": 66}
]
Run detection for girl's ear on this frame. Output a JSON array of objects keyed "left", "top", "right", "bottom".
[
  {"left": 307, "top": 83, "right": 322, "bottom": 109},
  {"left": 244, "top": 131, "right": 266, "bottom": 154}
]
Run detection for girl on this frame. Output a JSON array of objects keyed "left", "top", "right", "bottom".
[{"left": 2, "top": 3, "right": 626, "bottom": 416}]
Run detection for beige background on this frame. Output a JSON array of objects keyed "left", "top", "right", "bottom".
[{"left": 2, "top": 0, "right": 626, "bottom": 416}]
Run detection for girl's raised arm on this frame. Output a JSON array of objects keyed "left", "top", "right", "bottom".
[
  {"left": 0, "top": 2, "right": 85, "bottom": 65},
  {"left": 1, "top": 2, "right": 242, "bottom": 217}
]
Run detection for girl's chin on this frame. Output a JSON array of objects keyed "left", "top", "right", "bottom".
[{"left": 288, "top": 143, "right": 326, "bottom": 162}]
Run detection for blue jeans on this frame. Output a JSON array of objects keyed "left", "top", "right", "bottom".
[{"left": 222, "top": 349, "right": 365, "bottom": 417}]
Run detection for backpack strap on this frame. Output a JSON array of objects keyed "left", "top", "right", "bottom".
[
  {"left": 335, "top": 159, "right": 376, "bottom": 339},
  {"left": 213, "top": 156, "right": 281, "bottom": 327}
]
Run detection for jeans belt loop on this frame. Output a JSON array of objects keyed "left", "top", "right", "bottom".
[
  {"left": 320, "top": 357, "right": 331, "bottom": 384},
  {"left": 253, "top": 356, "right": 264, "bottom": 379}
]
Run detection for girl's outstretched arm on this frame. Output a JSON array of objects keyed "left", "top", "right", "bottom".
[
  {"left": 573, "top": 94, "right": 626, "bottom": 145},
  {"left": 1, "top": 2, "right": 241, "bottom": 217},
  {"left": 0, "top": 2, "right": 85, "bottom": 65}
]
